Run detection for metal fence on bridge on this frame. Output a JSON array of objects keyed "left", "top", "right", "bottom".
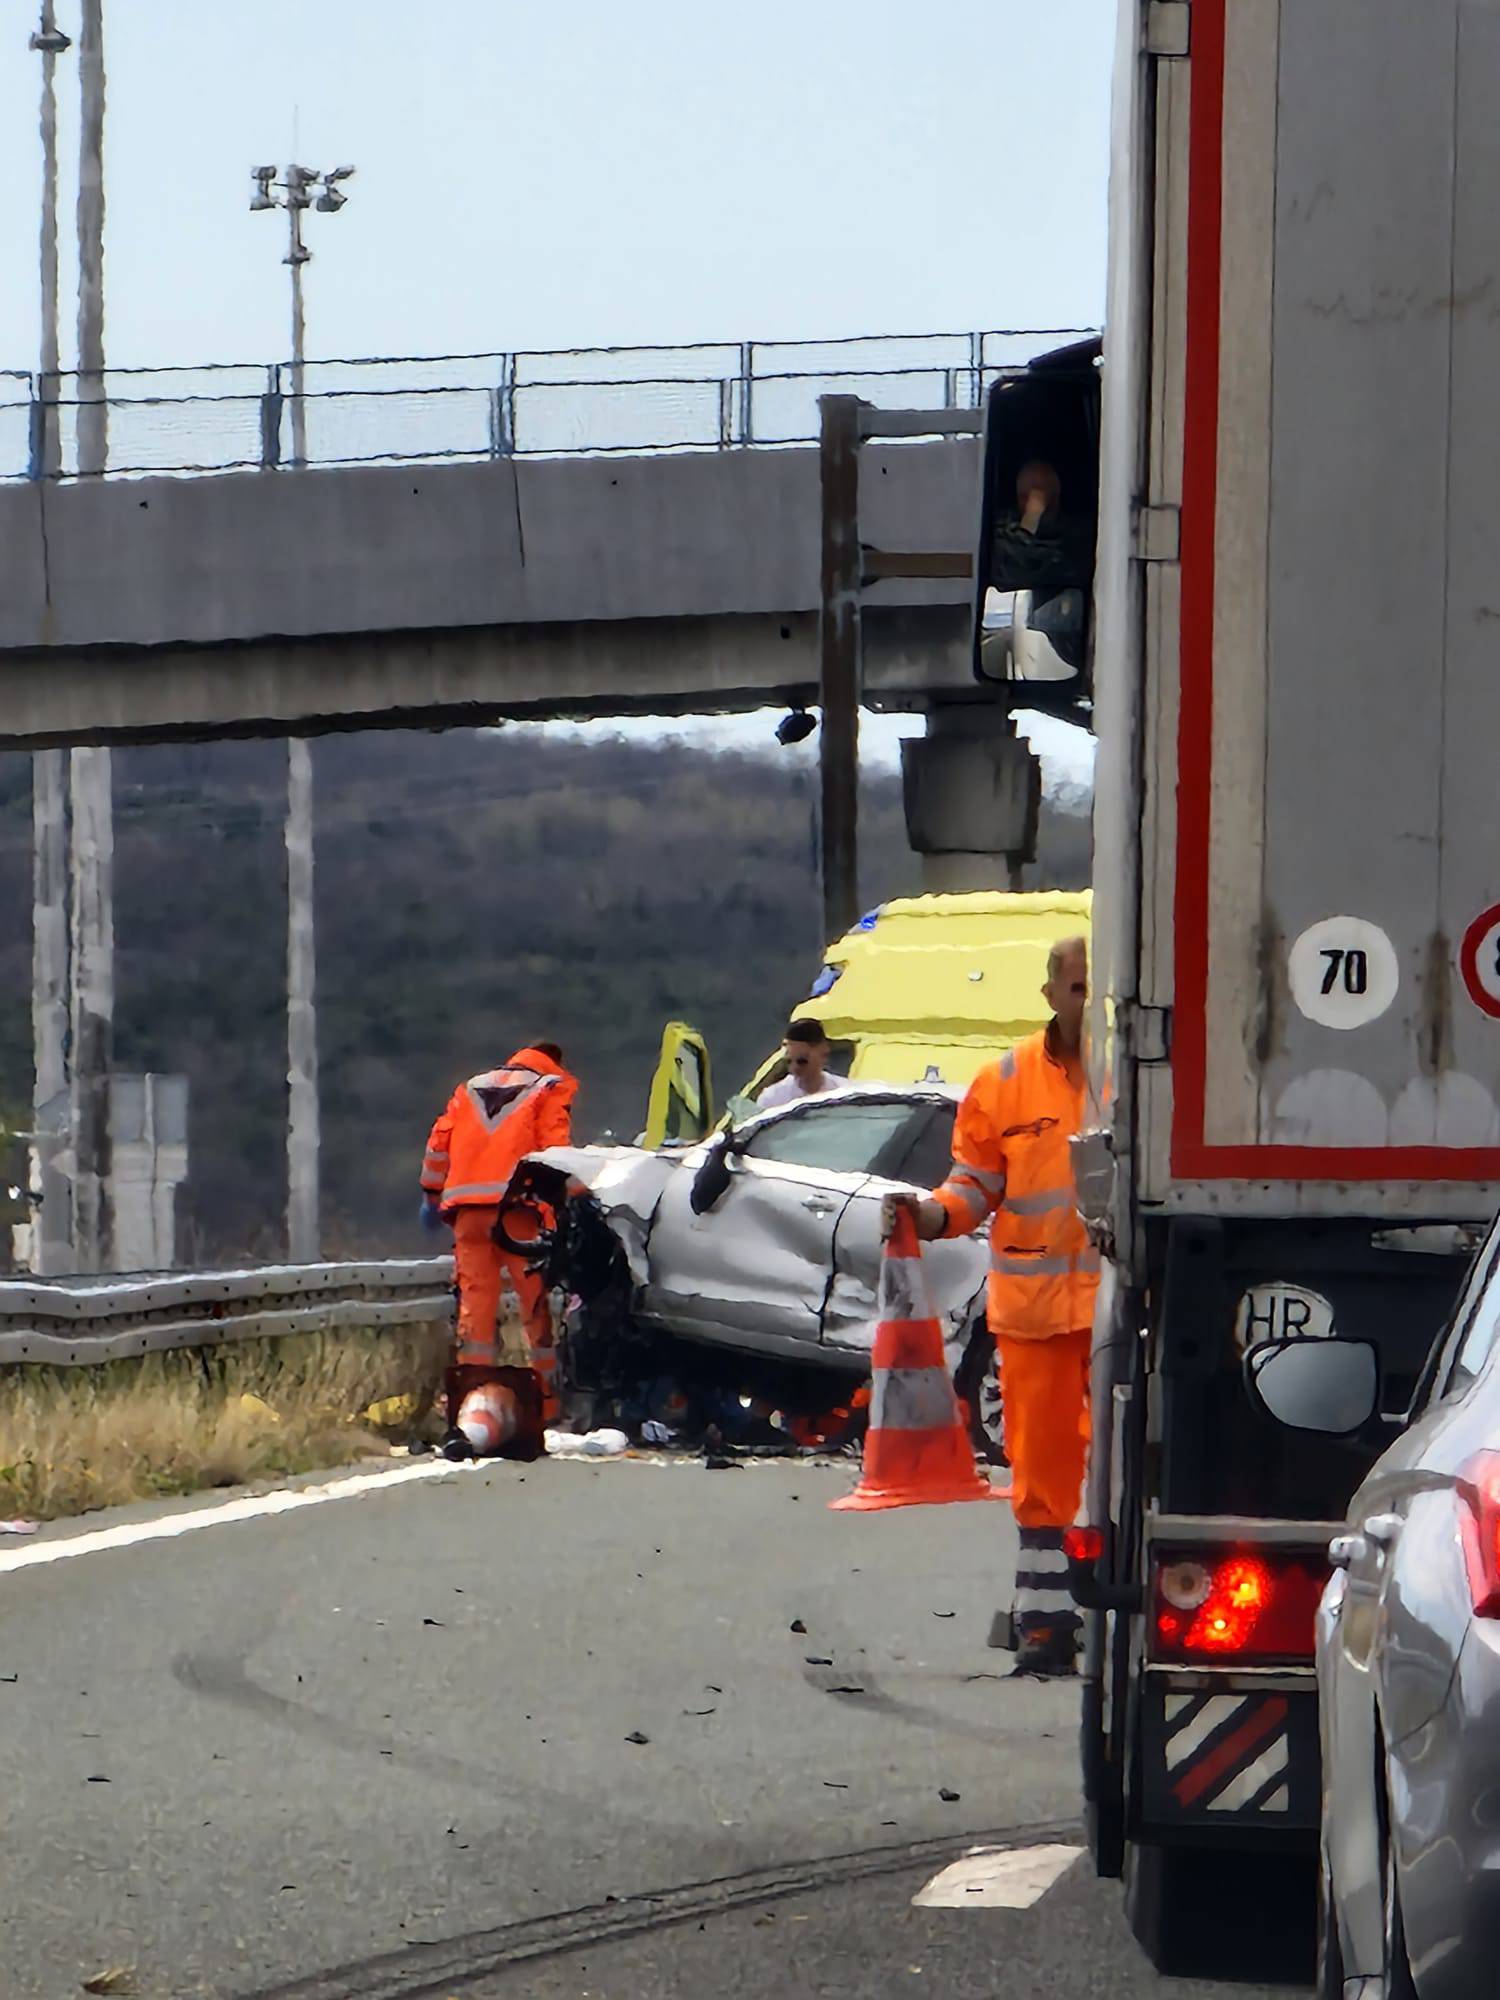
[{"left": 0, "top": 328, "right": 1092, "bottom": 482}]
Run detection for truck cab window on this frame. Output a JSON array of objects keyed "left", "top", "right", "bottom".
[{"left": 974, "top": 336, "right": 1101, "bottom": 717}]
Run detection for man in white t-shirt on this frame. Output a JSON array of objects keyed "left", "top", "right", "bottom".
[{"left": 756, "top": 1017, "right": 848, "bottom": 1110}]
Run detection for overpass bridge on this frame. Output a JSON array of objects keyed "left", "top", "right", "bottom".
[{"left": 0, "top": 328, "right": 1079, "bottom": 747}]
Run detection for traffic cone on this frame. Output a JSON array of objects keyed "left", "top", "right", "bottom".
[
  {"left": 456, "top": 1380, "right": 521, "bottom": 1456},
  {"left": 830, "top": 1208, "right": 1008, "bottom": 1512}
]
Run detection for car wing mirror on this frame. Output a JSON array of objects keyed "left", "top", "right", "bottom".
[
  {"left": 1244, "top": 1338, "right": 1379, "bottom": 1437},
  {"left": 689, "top": 1135, "right": 739, "bottom": 1215}
]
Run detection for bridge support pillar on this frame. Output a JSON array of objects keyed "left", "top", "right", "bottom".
[{"left": 900, "top": 704, "right": 1041, "bottom": 893}]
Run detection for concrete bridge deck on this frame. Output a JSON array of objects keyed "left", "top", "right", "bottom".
[{"left": 0, "top": 436, "right": 981, "bottom": 747}]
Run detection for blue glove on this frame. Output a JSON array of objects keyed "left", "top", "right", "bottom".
[{"left": 418, "top": 1196, "right": 444, "bottom": 1234}]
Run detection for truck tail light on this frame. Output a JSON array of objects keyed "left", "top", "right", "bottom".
[
  {"left": 1149, "top": 1549, "right": 1326, "bottom": 1664},
  {"left": 1457, "top": 1451, "right": 1500, "bottom": 1617}
]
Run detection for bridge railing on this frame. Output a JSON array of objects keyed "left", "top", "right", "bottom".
[{"left": 0, "top": 328, "right": 1092, "bottom": 482}]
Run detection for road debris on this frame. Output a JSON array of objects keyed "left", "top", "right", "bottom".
[
  {"left": 81, "top": 1972, "right": 136, "bottom": 1996},
  {"left": 624, "top": 1730, "right": 650, "bottom": 1746},
  {"left": 545, "top": 1428, "right": 629, "bottom": 1458},
  {"left": 789, "top": 1619, "right": 808, "bottom": 1634},
  {"left": 939, "top": 1787, "right": 962, "bottom": 1803},
  {"left": 0, "top": 1519, "right": 39, "bottom": 1536}
]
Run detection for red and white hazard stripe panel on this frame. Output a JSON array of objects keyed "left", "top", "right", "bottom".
[{"left": 1140, "top": 1683, "right": 1318, "bottom": 1829}]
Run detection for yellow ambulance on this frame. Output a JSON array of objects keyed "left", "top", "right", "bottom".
[{"left": 643, "top": 889, "right": 1092, "bottom": 1146}]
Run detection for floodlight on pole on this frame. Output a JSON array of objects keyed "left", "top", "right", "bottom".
[{"left": 247, "top": 160, "right": 354, "bottom": 1270}]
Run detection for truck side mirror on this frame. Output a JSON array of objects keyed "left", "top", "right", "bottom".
[
  {"left": 1244, "top": 1339, "right": 1379, "bottom": 1437},
  {"left": 973, "top": 336, "right": 1101, "bottom": 721}
]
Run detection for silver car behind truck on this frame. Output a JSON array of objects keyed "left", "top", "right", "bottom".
[{"left": 1255, "top": 1215, "right": 1500, "bottom": 1999}]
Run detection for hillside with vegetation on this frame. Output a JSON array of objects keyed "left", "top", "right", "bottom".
[{"left": 0, "top": 728, "right": 1090, "bottom": 1262}]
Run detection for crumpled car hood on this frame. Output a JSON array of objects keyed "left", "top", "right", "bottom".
[{"left": 524, "top": 1143, "right": 684, "bottom": 1287}]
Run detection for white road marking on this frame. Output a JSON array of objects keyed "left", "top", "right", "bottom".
[
  {"left": 0, "top": 1457, "right": 468, "bottom": 1578},
  {"left": 912, "top": 1843, "right": 1084, "bottom": 1910}
]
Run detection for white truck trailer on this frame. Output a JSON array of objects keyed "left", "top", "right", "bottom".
[{"left": 974, "top": 0, "right": 1500, "bottom": 1974}]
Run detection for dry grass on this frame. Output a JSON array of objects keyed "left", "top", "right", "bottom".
[{"left": 0, "top": 1323, "right": 449, "bottom": 1523}]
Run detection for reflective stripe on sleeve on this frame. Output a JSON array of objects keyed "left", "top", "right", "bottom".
[{"left": 940, "top": 1179, "right": 991, "bottom": 1223}]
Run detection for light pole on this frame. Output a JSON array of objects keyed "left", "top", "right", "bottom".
[
  {"left": 250, "top": 161, "right": 352, "bottom": 1264},
  {"left": 69, "top": 0, "right": 113, "bottom": 1272},
  {"left": 250, "top": 162, "right": 354, "bottom": 466},
  {"left": 29, "top": 1, "right": 72, "bottom": 1273}
]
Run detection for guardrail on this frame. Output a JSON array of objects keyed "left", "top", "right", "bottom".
[
  {"left": 0, "top": 326, "right": 1093, "bottom": 482},
  {"left": 0, "top": 1258, "right": 454, "bottom": 1366}
]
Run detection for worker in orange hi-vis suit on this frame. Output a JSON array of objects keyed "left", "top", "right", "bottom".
[
  {"left": 884, "top": 937, "right": 1099, "bottom": 1677},
  {"left": 419, "top": 1043, "right": 578, "bottom": 1459}
]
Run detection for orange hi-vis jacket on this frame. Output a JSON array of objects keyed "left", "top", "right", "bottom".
[
  {"left": 421, "top": 1048, "right": 578, "bottom": 1209},
  {"left": 931, "top": 1025, "right": 1099, "bottom": 1341}
]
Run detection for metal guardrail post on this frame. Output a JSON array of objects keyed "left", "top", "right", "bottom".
[
  {"left": 260, "top": 364, "right": 283, "bottom": 469},
  {"left": 497, "top": 353, "right": 518, "bottom": 456},
  {"left": 28, "top": 394, "right": 46, "bottom": 482},
  {"left": 740, "top": 341, "right": 754, "bottom": 445},
  {"left": 717, "top": 377, "right": 733, "bottom": 448}
]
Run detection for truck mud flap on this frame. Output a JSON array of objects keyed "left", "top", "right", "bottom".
[{"left": 1139, "top": 1679, "right": 1318, "bottom": 1831}]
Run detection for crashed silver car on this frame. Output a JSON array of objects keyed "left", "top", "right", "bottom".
[{"left": 516, "top": 1084, "right": 1001, "bottom": 1454}]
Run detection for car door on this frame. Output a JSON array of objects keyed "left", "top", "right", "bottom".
[
  {"left": 641, "top": 1021, "right": 714, "bottom": 1149},
  {"left": 640, "top": 1096, "right": 923, "bottom": 1362},
  {"left": 822, "top": 1101, "right": 989, "bottom": 1363}
]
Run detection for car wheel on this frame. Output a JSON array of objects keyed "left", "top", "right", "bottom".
[{"left": 954, "top": 1323, "right": 1006, "bottom": 1465}]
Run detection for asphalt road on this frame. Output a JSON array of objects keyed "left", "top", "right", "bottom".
[{"left": 0, "top": 1455, "right": 1301, "bottom": 1999}]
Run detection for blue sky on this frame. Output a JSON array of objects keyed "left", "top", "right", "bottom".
[
  {"left": 1, "top": 0, "right": 1112, "bottom": 368},
  {"left": 1, "top": 0, "right": 1113, "bottom": 777}
]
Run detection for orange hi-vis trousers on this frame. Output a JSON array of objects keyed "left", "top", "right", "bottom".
[
  {"left": 995, "top": 1326, "right": 1092, "bottom": 1530},
  {"left": 450, "top": 1205, "right": 557, "bottom": 1407},
  {"left": 451, "top": 1207, "right": 547, "bottom": 1363},
  {"left": 996, "top": 1326, "right": 1091, "bottom": 1641}
]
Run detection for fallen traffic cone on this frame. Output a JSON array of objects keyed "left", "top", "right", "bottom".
[
  {"left": 830, "top": 1208, "right": 1008, "bottom": 1512},
  {"left": 456, "top": 1380, "right": 521, "bottom": 1456}
]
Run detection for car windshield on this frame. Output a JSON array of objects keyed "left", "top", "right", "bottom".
[{"left": 741, "top": 1099, "right": 917, "bottom": 1175}]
